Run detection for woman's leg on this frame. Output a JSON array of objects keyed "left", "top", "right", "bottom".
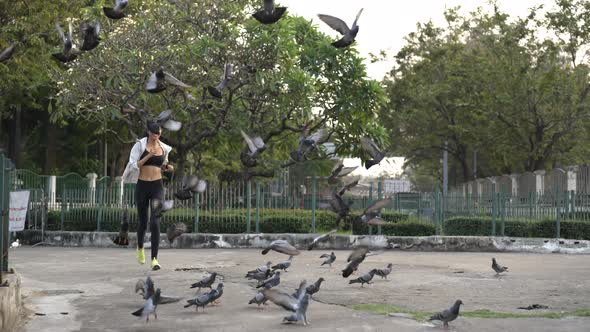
[
  {"left": 149, "top": 180, "right": 164, "bottom": 260},
  {"left": 135, "top": 181, "right": 149, "bottom": 249}
]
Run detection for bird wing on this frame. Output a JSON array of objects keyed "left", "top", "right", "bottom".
[
  {"left": 162, "top": 119, "right": 182, "bottom": 131},
  {"left": 115, "top": 0, "right": 128, "bottom": 11},
  {"left": 241, "top": 130, "right": 257, "bottom": 154},
  {"left": 55, "top": 23, "right": 67, "bottom": 43},
  {"left": 330, "top": 160, "right": 344, "bottom": 178},
  {"left": 338, "top": 178, "right": 359, "bottom": 196},
  {"left": 156, "top": 109, "right": 172, "bottom": 123},
  {"left": 360, "top": 137, "right": 380, "bottom": 158},
  {"left": 145, "top": 71, "right": 159, "bottom": 90},
  {"left": 182, "top": 175, "right": 199, "bottom": 190},
  {"left": 273, "top": 240, "right": 300, "bottom": 256},
  {"left": 338, "top": 166, "right": 358, "bottom": 177},
  {"left": 352, "top": 8, "right": 364, "bottom": 28},
  {"left": 0, "top": 44, "right": 15, "bottom": 62},
  {"left": 164, "top": 71, "right": 192, "bottom": 89},
  {"left": 264, "top": 0, "right": 275, "bottom": 12},
  {"left": 317, "top": 14, "right": 350, "bottom": 35},
  {"left": 363, "top": 198, "right": 391, "bottom": 214},
  {"left": 348, "top": 246, "right": 369, "bottom": 262},
  {"left": 308, "top": 128, "right": 328, "bottom": 144},
  {"left": 263, "top": 288, "right": 298, "bottom": 312}
]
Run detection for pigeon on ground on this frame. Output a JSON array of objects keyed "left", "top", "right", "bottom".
[
  {"left": 272, "top": 256, "right": 293, "bottom": 272},
  {"left": 249, "top": 290, "right": 269, "bottom": 307},
  {"left": 360, "top": 198, "right": 391, "bottom": 225},
  {"left": 132, "top": 288, "right": 161, "bottom": 322},
  {"left": 113, "top": 209, "right": 129, "bottom": 246},
  {"left": 492, "top": 257, "right": 508, "bottom": 276},
  {"left": 290, "top": 127, "right": 329, "bottom": 162},
  {"left": 166, "top": 222, "right": 187, "bottom": 244},
  {"left": 305, "top": 278, "right": 324, "bottom": 297},
  {"left": 246, "top": 262, "right": 273, "bottom": 280},
  {"left": 80, "top": 22, "right": 101, "bottom": 51},
  {"left": 175, "top": 175, "right": 207, "bottom": 200},
  {"left": 328, "top": 160, "right": 358, "bottom": 184},
  {"left": 374, "top": 263, "right": 393, "bottom": 279},
  {"left": 261, "top": 239, "right": 300, "bottom": 256},
  {"left": 360, "top": 136, "right": 385, "bottom": 169},
  {"left": 429, "top": 300, "right": 463, "bottom": 328},
  {"left": 252, "top": 0, "right": 287, "bottom": 24},
  {"left": 320, "top": 252, "right": 336, "bottom": 267},
  {"left": 10, "top": 239, "right": 20, "bottom": 248},
  {"left": 318, "top": 9, "right": 363, "bottom": 48},
  {"left": 52, "top": 22, "right": 77, "bottom": 63},
  {"left": 150, "top": 198, "right": 174, "bottom": 218},
  {"left": 349, "top": 269, "right": 377, "bottom": 287},
  {"left": 342, "top": 246, "right": 370, "bottom": 278},
  {"left": 207, "top": 63, "right": 232, "bottom": 98},
  {"left": 0, "top": 43, "right": 15, "bottom": 62},
  {"left": 247, "top": 261, "right": 272, "bottom": 276},
  {"left": 257, "top": 271, "right": 281, "bottom": 289},
  {"left": 184, "top": 292, "right": 213, "bottom": 312},
  {"left": 135, "top": 277, "right": 182, "bottom": 304},
  {"left": 190, "top": 272, "right": 218, "bottom": 292},
  {"left": 208, "top": 283, "right": 224, "bottom": 305},
  {"left": 265, "top": 280, "right": 307, "bottom": 312},
  {"left": 103, "top": 0, "right": 128, "bottom": 19},
  {"left": 145, "top": 68, "right": 191, "bottom": 93},
  {"left": 240, "top": 130, "right": 266, "bottom": 168},
  {"left": 307, "top": 229, "right": 337, "bottom": 250}
]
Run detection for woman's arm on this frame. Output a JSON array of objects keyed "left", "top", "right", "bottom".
[{"left": 137, "top": 149, "right": 155, "bottom": 168}]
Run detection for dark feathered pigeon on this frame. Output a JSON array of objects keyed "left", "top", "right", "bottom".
[
  {"left": 132, "top": 288, "right": 161, "bottom": 322},
  {"left": 240, "top": 130, "right": 266, "bottom": 168},
  {"left": 374, "top": 263, "right": 393, "bottom": 279},
  {"left": 318, "top": 8, "right": 363, "bottom": 48},
  {"left": 145, "top": 68, "right": 192, "bottom": 94},
  {"left": 272, "top": 256, "right": 293, "bottom": 272},
  {"left": 338, "top": 178, "right": 359, "bottom": 196},
  {"left": 257, "top": 271, "right": 281, "bottom": 289},
  {"left": 328, "top": 191, "right": 353, "bottom": 228},
  {"left": 150, "top": 198, "right": 173, "bottom": 218},
  {"left": 52, "top": 22, "right": 77, "bottom": 63},
  {"left": 166, "top": 222, "right": 187, "bottom": 243},
  {"left": 175, "top": 175, "right": 207, "bottom": 200},
  {"left": 184, "top": 292, "right": 213, "bottom": 312},
  {"left": 208, "top": 283, "right": 224, "bottom": 305},
  {"left": 307, "top": 229, "right": 337, "bottom": 250},
  {"left": 103, "top": 0, "right": 128, "bottom": 19},
  {"left": 492, "top": 257, "right": 508, "bottom": 275},
  {"left": 290, "top": 127, "right": 329, "bottom": 162},
  {"left": 249, "top": 290, "right": 268, "bottom": 307},
  {"left": 112, "top": 208, "right": 129, "bottom": 246},
  {"left": 135, "top": 277, "right": 182, "bottom": 304},
  {"left": 360, "top": 198, "right": 391, "bottom": 225},
  {"left": 261, "top": 239, "right": 300, "bottom": 256},
  {"left": 247, "top": 268, "right": 274, "bottom": 282},
  {"left": 0, "top": 43, "right": 15, "bottom": 62},
  {"left": 328, "top": 160, "right": 358, "bottom": 184},
  {"left": 305, "top": 277, "right": 324, "bottom": 296},
  {"left": 207, "top": 63, "right": 232, "bottom": 98},
  {"left": 429, "top": 300, "right": 463, "bottom": 328},
  {"left": 252, "top": 0, "right": 287, "bottom": 24},
  {"left": 360, "top": 136, "right": 385, "bottom": 169},
  {"left": 190, "top": 272, "right": 217, "bottom": 292},
  {"left": 80, "top": 22, "right": 101, "bottom": 51},
  {"left": 349, "top": 269, "right": 377, "bottom": 287},
  {"left": 342, "top": 246, "right": 370, "bottom": 278},
  {"left": 320, "top": 252, "right": 336, "bottom": 267},
  {"left": 246, "top": 261, "right": 272, "bottom": 278}
]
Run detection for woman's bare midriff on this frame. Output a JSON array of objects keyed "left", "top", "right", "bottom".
[{"left": 138, "top": 166, "right": 162, "bottom": 181}]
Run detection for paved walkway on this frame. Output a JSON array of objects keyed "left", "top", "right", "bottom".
[{"left": 10, "top": 247, "right": 590, "bottom": 331}]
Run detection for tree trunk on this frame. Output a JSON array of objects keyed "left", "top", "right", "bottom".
[{"left": 8, "top": 105, "right": 22, "bottom": 168}]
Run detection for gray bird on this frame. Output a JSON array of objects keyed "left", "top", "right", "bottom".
[
  {"left": 272, "top": 256, "right": 293, "bottom": 272},
  {"left": 337, "top": 178, "right": 359, "bottom": 196},
  {"left": 257, "top": 271, "right": 281, "bottom": 289},
  {"left": 265, "top": 280, "right": 307, "bottom": 312},
  {"left": 360, "top": 198, "right": 391, "bottom": 225},
  {"left": 190, "top": 272, "right": 217, "bottom": 292},
  {"left": 349, "top": 269, "right": 377, "bottom": 287},
  {"left": 328, "top": 191, "right": 353, "bottom": 228},
  {"left": 429, "top": 300, "right": 463, "bottom": 328},
  {"left": 112, "top": 208, "right": 129, "bottom": 246},
  {"left": 374, "top": 263, "right": 393, "bottom": 279},
  {"left": 246, "top": 261, "right": 273, "bottom": 280},
  {"left": 208, "top": 283, "right": 224, "bottom": 305},
  {"left": 252, "top": 0, "right": 287, "bottom": 24},
  {"left": 360, "top": 136, "right": 385, "bottom": 169},
  {"left": 150, "top": 198, "right": 174, "bottom": 218},
  {"left": 166, "top": 222, "right": 187, "bottom": 244},
  {"left": 135, "top": 277, "right": 182, "bottom": 304},
  {"left": 145, "top": 68, "right": 192, "bottom": 94},
  {"left": 282, "top": 293, "right": 310, "bottom": 325},
  {"left": 249, "top": 290, "right": 269, "bottom": 307},
  {"left": 320, "top": 252, "right": 336, "bottom": 267},
  {"left": 153, "top": 109, "right": 182, "bottom": 132},
  {"left": 52, "top": 22, "right": 77, "bottom": 63},
  {"left": 492, "top": 258, "right": 508, "bottom": 276},
  {"left": 80, "top": 22, "right": 101, "bottom": 51},
  {"left": 0, "top": 43, "right": 16, "bottom": 62},
  {"left": 240, "top": 130, "right": 266, "bottom": 168},
  {"left": 328, "top": 160, "right": 358, "bottom": 184},
  {"left": 318, "top": 8, "right": 363, "bottom": 48},
  {"left": 132, "top": 288, "right": 161, "bottom": 322},
  {"left": 342, "top": 246, "right": 370, "bottom": 278},
  {"left": 103, "top": 0, "right": 128, "bottom": 19},
  {"left": 305, "top": 277, "right": 325, "bottom": 296},
  {"left": 184, "top": 292, "right": 213, "bottom": 312},
  {"left": 175, "top": 175, "right": 207, "bottom": 200},
  {"left": 307, "top": 229, "right": 337, "bottom": 250},
  {"left": 290, "top": 126, "right": 329, "bottom": 162},
  {"left": 261, "top": 239, "right": 300, "bottom": 256},
  {"left": 207, "top": 63, "right": 232, "bottom": 98}
]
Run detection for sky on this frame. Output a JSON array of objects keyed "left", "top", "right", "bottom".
[{"left": 282, "top": 0, "right": 555, "bottom": 178}]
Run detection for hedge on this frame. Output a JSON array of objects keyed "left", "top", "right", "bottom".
[{"left": 443, "top": 216, "right": 590, "bottom": 240}]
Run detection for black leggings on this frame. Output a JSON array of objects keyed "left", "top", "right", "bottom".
[{"left": 135, "top": 179, "right": 164, "bottom": 259}]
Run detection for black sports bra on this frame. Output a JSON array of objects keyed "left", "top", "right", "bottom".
[{"left": 140, "top": 149, "right": 165, "bottom": 167}]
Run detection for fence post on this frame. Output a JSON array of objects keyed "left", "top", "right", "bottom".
[
  {"left": 368, "top": 182, "right": 373, "bottom": 235},
  {"left": 0, "top": 155, "right": 9, "bottom": 276},
  {"left": 491, "top": 187, "right": 497, "bottom": 236},
  {"left": 47, "top": 175, "right": 56, "bottom": 208},
  {"left": 377, "top": 180, "right": 383, "bottom": 235},
  {"left": 60, "top": 187, "right": 66, "bottom": 231},
  {"left": 86, "top": 173, "right": 97, "bottom": 206},
  {"left": 311, "top": 175, "right": 316, "bottom": 233},
  {"left": 564, "top": 189, "right": 570, "bottom": 220},
  {"left": 255, "top": 182, "right": 260, "bottom": 233},
  {"left": 246, "top": 180, "right": 252, "bottom": 234},
  {"left": 555, "top": 188, "right": 561, "bottom": 239},
  {"left": 193, "top": 192, "right": 200, "bottom": 233},
  {"left": 499, "top": 192, "right": 505, "bottom": 236},
  {"left": 96, "top": 187, "right": 103, "bottom": 231},
  {"left": 528, "top": 191, "right": 533, "bottom": 221}
]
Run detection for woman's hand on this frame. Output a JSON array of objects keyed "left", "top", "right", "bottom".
[{"left": 162, "top": 164, "right": 174, "bottom": 173}]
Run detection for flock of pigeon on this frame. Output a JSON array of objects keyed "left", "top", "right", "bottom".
[{"left": 128, "top": 234, "right": 510, "bottom": 328}]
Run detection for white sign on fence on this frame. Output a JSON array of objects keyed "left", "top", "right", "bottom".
[{"left": 9, "top": 190, "right": 30, "bottom": 232}]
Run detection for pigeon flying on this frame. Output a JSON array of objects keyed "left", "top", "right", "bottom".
[
  {"left": 52, "top": 22, "right": 77, "bottom": 63},
  {"left": 112, "top": 208, "right": 130, "bottom": 246},
  {"left": 80, "top": 22, "right": 101, "bottom": 51},
  {"left": 307, "top": 229, "right": 337, "bottom": 250},
  {"left": 0, "top": 43, "right": 15, "bottom": 62},
  {"left": 320, "top": 252, "right": 336, "bottom": 267},
  {"left": 145, "top": 68, "right": 192, "bottom": 94},
  {"left": 360, "top": 136, "right": 385, "bottom": 169},
  {"left": 261, "top": 239, "right": 300, "bottom": 256},
  {"left": 132, "top": 288, "right": 161, "bottom": 322},
  {"left": 252, "top": 0, "right": 287, "bottom": 24},
  {"left": 318, "top": 8, "right": 363, "bottom": 48},
  {"left": 207, "top": 63, "right": 232, "bottom": 98},
  {"left": 166, "top": 222, "right": 187, "bottom": 243},
  {"left": 103, "top": 0, "right": 129, "bottom": 19}
]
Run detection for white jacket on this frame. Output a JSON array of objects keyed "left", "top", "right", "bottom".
[{"left": 121, "top": 137, "right": 173, "bottom": 184}]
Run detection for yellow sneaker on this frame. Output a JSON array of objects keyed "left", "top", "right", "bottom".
[
  {"left": 151, "top": 258, "right": 161, "bottom": 271},
  {"left": 136, "top": 248, "right": 145, "bottom": 265}
]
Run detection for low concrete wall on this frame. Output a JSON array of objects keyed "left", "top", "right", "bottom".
[
  {"left": 19, "top": 230, "right": 590, "bottom": 254},
  {"left": 0, "top": 270, "right": 22, "bottom": 332}
]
